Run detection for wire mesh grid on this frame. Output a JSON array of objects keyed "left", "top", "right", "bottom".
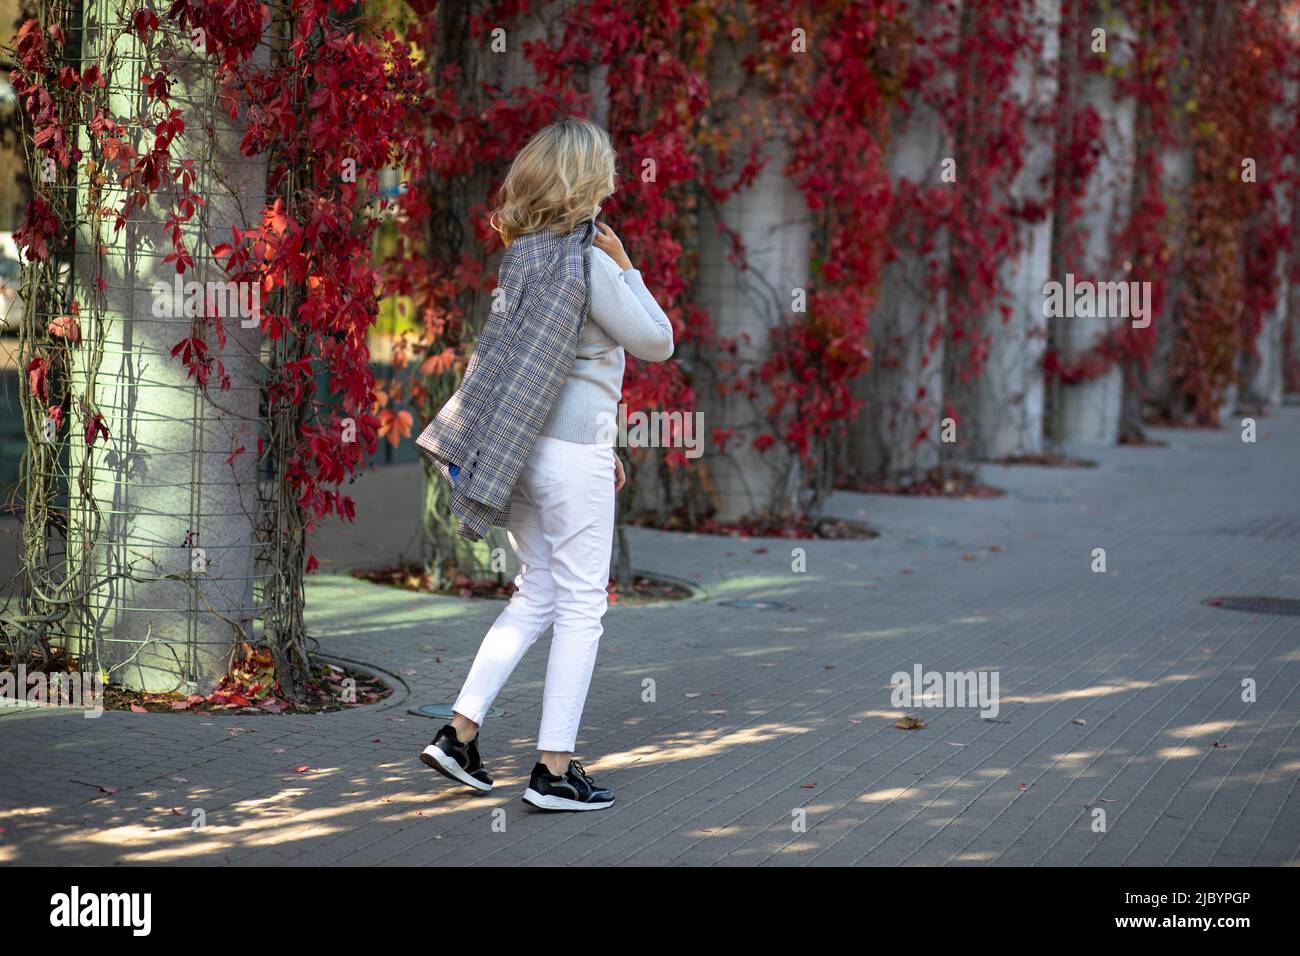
[{"left": 41, "top": 4, "right": 290, "bottom": 692}]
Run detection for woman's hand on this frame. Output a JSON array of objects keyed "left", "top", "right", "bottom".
[
  {"left": 614, "top": 454, "right": 626, "bottom": 492},
  {"left": 594, "top": 221, "right": 633, "bottom": 271}
]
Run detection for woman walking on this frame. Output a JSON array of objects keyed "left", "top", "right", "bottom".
[{"left": 417, "top": 117, "right": 674, "bottom": 811}]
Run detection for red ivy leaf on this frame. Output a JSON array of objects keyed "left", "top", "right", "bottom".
[
  {"left": 84, "top": 413, "right": 109, "bottom": 446},
  {"left": 47, "top": 314, "right": 81, "bottom": 344}
]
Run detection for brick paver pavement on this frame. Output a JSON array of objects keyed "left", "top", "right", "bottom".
[{"left": 2, "top": 408, "right": 1298, "bottom": 866}]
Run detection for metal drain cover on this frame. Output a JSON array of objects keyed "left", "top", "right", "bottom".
[
  {"left": 1204, "top": 596, "right": 1300, "bottom": 616},
  {"left": 718, "top": 598, "right": 791, "bottom": 610},
  {"left": 409, "top": 703, "right": 505, "bottom": 720}
]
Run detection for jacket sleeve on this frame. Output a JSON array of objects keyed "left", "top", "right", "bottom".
[{"left": 588, "top": 247, "right": 675, "bottom": 362}]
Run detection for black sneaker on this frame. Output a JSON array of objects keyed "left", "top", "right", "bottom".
[
  {"left": 522, "top": 759, "right": 614, "bottom": 811},
  {"left": 420, "top": 724, "right": 493, "bottom": 792}
]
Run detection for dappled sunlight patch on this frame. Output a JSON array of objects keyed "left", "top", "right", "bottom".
[
  {"left": 70, "top": 785, "right": 504, "bottom": 861},
  {"left": 1165, "top": 720, "right": 1237, "bottom": 738},
  {"left": 230, "top": 789, "right": 313, "bottom": 811},
  {"left": 857, "top": 786, "right": 914, "bottom": 803},
  {"left": 1154, "top": 746, "right": 1201, "bottom": 759},
  {"left": 850, "top": 708, "right": 918, "bottom": 721},
  {"left": 0, "top": 805, "right": 55, "bottom": 823},
  {"left": 1255, "top": 764, "right": 1300, "bottom": 784},
  {"left": 999, "top": 674, "right": 1196, "bottom": 706},
  {"left": 598, "top": 722, "right": 799, "bottom": 770},
  {"left": 1054, "top": 749, "right": 1105, "bottom": 765},
  {"left": 73, "top": 825, "right": 241, "bottom": 863},
  {"left": 770, "top": 839, "right": 820, "bottom": 853},
  {"left": 239, "top": 822, "right": 359, "bottom": 849}
]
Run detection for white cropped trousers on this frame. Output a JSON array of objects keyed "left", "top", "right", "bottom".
[{"left": 452, "top": 435, "right": 616, "bottom": 752}]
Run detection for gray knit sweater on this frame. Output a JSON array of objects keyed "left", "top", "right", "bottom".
[{"left": 539, "top": 246, "right": 675, "bottom": 443}]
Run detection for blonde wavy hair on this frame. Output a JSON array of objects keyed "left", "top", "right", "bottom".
[{"left": 490, "top": 117, "right": 616, "bottom": 245}]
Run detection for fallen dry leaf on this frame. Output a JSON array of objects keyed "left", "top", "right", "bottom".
[{"left": 895, "top": 716, "right": 926, "bottom": 730}]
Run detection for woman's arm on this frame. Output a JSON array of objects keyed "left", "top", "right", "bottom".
[{"left": 589, "top": 239, "right": 674, "bottom": 362}]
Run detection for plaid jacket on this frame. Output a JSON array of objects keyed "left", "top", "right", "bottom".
[{"left": 415, "top": 220, "right": 595, "bottom": 541}]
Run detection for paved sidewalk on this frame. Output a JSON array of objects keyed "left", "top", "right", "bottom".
[{"left": 2, "top": 408, "right": 1299, "bottom": 866}]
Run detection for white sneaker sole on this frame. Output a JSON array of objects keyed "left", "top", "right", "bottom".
[
  {"left": 522, "top": 787, "right": 614, "bottom": 811},
  {"left": 421, "top": 744, "right": 492, "bottom": 792}
]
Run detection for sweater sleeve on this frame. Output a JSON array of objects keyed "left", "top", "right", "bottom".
[{"left": 588, "top": 249, "right": 675, "bottom": 362}]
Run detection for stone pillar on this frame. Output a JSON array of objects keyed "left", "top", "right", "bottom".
[
  {"left": 1245, "top": 92, "right": 1295, "bottom": 410},
  {"left": 68, "top": 8, "right": 267, "bottom": 692},
  {"left": 695, "top": 133, "right": 810, "bottom": 520},
  {"left": 1053, "top": 1, "right": 1134, "bottom": 446},
  {"left": 850, "top": 0, "right": 951, "bottom": 481},
  {"left": 972, "top": 0, "right": 1060, "bottom": 460},
  {"left": 1145, "top": 141, "right": 1192, "bottom": 415}
]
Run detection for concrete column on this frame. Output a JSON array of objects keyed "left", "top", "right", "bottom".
[
  {"left": 695, "top": 130, "right": 810, "bottom": 520},
  {"left": 972, "top": 0, "right": 1060, "bottom": 460},
  {"left": 850, "top": 1, "right": 951, "bottom": 481},
  {"left": 1288, "top": 173, "right": 1300, "bottom": 398},
  {"left": 1245, "top": 92, "right": 1295, "bottom": 409},
  {"left": 1144, "top": 142, "right": 1192, "bottom": 415},
  {"left": 68, "top": 8, "right": 267, "bottom": 692},
  {"left": 1054, "top": 2, "right": 1134, "bottom": 446}
]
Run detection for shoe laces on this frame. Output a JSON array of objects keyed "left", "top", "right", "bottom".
[{"left": 568, "top": 760, "right": 595, "bottom": 786}]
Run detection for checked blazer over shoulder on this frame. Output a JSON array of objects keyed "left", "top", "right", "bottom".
[{"left": 415, "top": 219, "right": 596, "bottom": 541}]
